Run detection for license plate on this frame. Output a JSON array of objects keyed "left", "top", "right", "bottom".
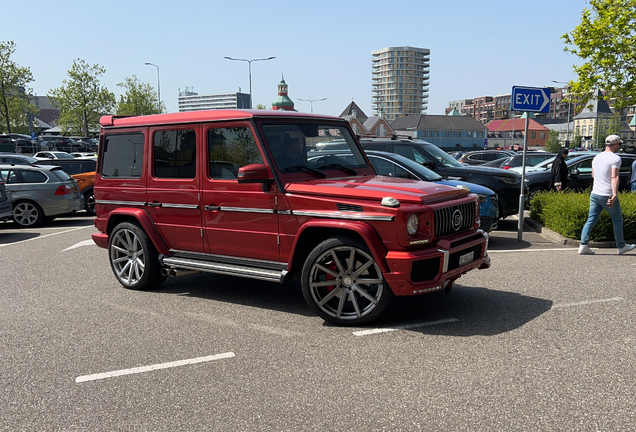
[{"left": 458, "top": 251, "right": 474, "bottom": 266}]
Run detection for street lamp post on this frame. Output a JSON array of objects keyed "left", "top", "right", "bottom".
[
  {"left": 298, "top": 98, "right": 327, "bottom": 113},
  {"left": 224, "top": 56, "right": 276, "bottom": 109},
  {"left": 552, "top": 80, "right": 572, "bottom": 147},
  {"left": 145, "top": 62, "right": 161, "bottom": 113}
]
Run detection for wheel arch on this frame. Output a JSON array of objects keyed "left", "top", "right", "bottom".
[
  {"left": 12, "top": 198, "right": 46, "bottom": 215},
  {"left": 289, "top": 220, "right": 389, "bottom": 275},
  {"left": 105, "top": 208, "right": 170, "bottom": 255}
]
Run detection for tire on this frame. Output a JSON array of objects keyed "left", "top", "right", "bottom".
[
  {"left": 12, "top": 201, "right": 45, "bottom": 227},
  {"left": 301, "top": 236, "right": 393, "bottom": 326},
  {"left": 108, "top": 222, "right": 166, "bottom": 290},
  {"left": 84, "top": 190, "right": 95, "bottom": 216}
]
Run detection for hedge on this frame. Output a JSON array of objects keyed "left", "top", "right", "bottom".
[{"left": 529, "top": 190, "right": 636, "bottom": 242}]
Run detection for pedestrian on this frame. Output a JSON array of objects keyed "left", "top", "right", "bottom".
[
  {"left": 579, "top": 135, "right": 636, "bottom": 255},
  {"left": 550, "top": 147, "right": 569, "bottom": 191},
  {"left": 630, "top": 157, "right": 636, "bottom": 192}
]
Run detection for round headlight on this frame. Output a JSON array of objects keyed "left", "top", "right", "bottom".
[{"left": 407, "top": 214, "right": 419, "bottom": 236}]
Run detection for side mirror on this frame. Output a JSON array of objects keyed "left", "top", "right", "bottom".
[
  {"left": 570, "top": 169, "right": 580, "bottom": 177},
  {"left": 422, "top": 161, "right": 436, "bottom": 170},
  {"left": 238, "top": 163, "right": 272, "bottom": 191}
]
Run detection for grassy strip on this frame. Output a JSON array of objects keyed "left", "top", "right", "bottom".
[{"left": 530, "top": 190, "right": 636, "bottom": 242}]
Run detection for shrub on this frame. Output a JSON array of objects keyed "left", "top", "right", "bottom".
[{"left": 530, "top": 190, "right": 636, "bottom": 241}]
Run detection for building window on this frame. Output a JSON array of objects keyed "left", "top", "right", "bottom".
[
  {"left": 531, "top": 132, "right": 536, "bottom": 139},
  {"left": 540, "top": 132, "right": 545, "bottom": 139}
]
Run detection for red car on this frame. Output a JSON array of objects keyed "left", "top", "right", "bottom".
[{"left": 92, "top": 110, "right": 490, "bottom": 326}]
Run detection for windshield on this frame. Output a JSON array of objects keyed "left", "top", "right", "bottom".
[
  {"left": 261, "top": 123, "right": 367, "bottom": 173},
  {"left": 418, "top": 143, "right": 463, "bottom": 167}
]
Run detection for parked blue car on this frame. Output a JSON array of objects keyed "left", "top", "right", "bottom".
[{"left": 364, "top": 151, "right": 499, "bottom": 232}]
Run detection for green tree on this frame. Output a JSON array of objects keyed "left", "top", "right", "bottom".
[
  {"left": 571, "top": 134, "right": 582, "bottom": 149},
  {"left": 255, "top": 104, "right": 267, "bottom": 110},
  {"left": 49, "top": 59, "right": 115, "bottom": 136},
  {"left": 0, "top": 40, "right": 38, "bottom": 134},
  {"left": 562, "top": 0, "right": 636, "bottom": 111},
  {"left": 116, "top": 75, "right": 162, "bottom": 115},
  {"left": 607, "top": 114, "right": 622, "bottom": 136},
  {"left": 545, "top": 130, "right": 562, "bottom": 153}
]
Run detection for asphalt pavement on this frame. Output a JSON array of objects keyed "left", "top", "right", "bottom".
[{"left": 1, "top": 214, "right": 634, "bottom": 431}]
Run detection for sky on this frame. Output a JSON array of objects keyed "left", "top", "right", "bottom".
[{"left": 2, "top": 0, "right": 588, "bottom": 118}]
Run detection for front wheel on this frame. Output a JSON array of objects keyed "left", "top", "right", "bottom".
[
  {"left": 301, "top": 237, "right": 393, "bottom": 326},
  {"left": 84, "top": 190, "right": 95, "bottom": 216},
  {"left": 108, "top": 222, "right": 166, "bottom": 290}
]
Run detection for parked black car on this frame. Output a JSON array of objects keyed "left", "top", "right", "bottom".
[
  {"left": 359, "top": 138, "right": 524, "bottom": 217},
  {"left": 0, "top": 153, "right": 38, "bottom": 166},
  {"left": 457, "top": 150, "right": 516, "bottom": 165},
  {"left": 39, "top": 136, "right": 91, "bottom": 153},
  {"left": 524, "top": 153, "right": 636, "bottom": 197}
]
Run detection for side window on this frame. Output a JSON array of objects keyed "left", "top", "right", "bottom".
[
  {"left": 572, "top": 159, "right": 593, "bottom": 174},
  {"left": 59, "top": 163, "right": 81, "bottom": 175},
  {"left": 19, "top": 170, "right": 47, "bottom": 183},
  {"left": 370, "top": 157, "right": 414, "bottom": 179},
  {"left": 393, "top": 146, "right": 414, "bottom": 160},
  {"left": 81, "top": 161, "right": 97, "bottom": 172},
  {"left": 411, "top": 147, "right": 437, "bottom": 164},
  {"left": 0, "top": 169, "right": 19, "bottom": 184},
  {"left": 101, "top": 133, "right": 144, "bottom": 178},
  {"left": 207, "top": 127, "right": 263, "bottom": 180},
  {"left": 153, "top": 129, "right": 196, "bottom": 179}
]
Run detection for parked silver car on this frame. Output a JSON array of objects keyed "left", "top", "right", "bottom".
[
  {"left": 0, "top": 164, "right": 83, "bottom": 227},
  {"left": 0, "top": 176, "right": 12, "bottom": 221}
]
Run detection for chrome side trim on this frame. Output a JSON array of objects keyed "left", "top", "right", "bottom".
[
  {"left": 170, "top": 249, "right": 288, "bottom": 270},
  {"left": 277, "top": 210, "right": 292, "bottom": 215},
  {"left": 293, "top": 211, "right": 394, "bottom": 222},
  {"left": 161, "top": 256, "right": 287, "bottom": 283},
  {"left": 161, "top": 203, "right": 199, "bottom": 209},
  {"left": 96, "top": 199, "right": 146, "bottom": 206},
  {"left": 221, "top": 207, "right": 276, "bottom": 214},
  {"left": 438, "top": 248, "right": 450, "bottom": 273}
]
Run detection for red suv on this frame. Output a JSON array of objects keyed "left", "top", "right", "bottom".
[{"left": 92, "top": 110, "right": 490, "bottom": 325}]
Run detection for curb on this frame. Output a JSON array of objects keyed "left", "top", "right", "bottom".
[{"left": 522, "top": 216, "right": 631, "bottom": 248}]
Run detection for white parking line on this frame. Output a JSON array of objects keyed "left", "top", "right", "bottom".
[
  {"left": 489, "top": 248, "right": 575, "bottom": 253},
  {"left": 62, "top": 239, "right": 95, "bottom": 251},
  {"left": 0, "top": 226, "right": 91, "bottom": 248},
  {"left": 75, "top": 352, "right": 235, "bottom": 383},
  {"left": 552, "top": 297, "right": 623, "bottom": 309},
  {"left": 353, "top": 318, "right": 460, "bottom": 337}
]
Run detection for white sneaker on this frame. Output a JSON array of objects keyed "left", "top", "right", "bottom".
[
  {"left": 618, "top": 244, "right": 636, "bottom": 254},
  {"left": 578, "top": 244, "right": 595, "bottom": 255}
]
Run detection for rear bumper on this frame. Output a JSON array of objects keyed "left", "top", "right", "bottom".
[{"left": 383, "top": 230, "right": 490, "bottom": 296}]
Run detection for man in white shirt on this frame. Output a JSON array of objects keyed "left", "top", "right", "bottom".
[{"left": 579, "top": 135, "right": 636, "bottom": 255}]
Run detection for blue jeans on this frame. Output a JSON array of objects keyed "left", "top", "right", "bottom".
[
  {"left": 580, "top": 193, "right": 625, "bottom": 248},
  {"left": 632, "top": 181, "right": 636, "bottom": 192}
]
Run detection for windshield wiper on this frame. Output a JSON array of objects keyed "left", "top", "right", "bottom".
[
  {"left": 280, "top": 165, "right": 327, "bottom": 177},
  {"left": 316, "top": 163, "right": 358, "bottom": 175}
]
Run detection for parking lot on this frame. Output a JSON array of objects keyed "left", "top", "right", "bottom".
[{"left": 1, "top": 215, "right": 635, "bottom": 431}]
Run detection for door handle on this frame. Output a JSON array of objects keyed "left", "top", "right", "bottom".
[
  {"left": 147, "top": 202, "right": 162, "bottom": 208},
  {"left": 204, "top": 205, "right": 220, "bottom": 211}
]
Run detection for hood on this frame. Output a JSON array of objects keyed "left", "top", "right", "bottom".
[
  {"left": 436, "top": 180, "right": 494, "bottom": 195},
  {"left": 451, "top": 165, "right": 522, "bottom": 178},
  {"left": 284, "top": 175, "right": 469, "bottom": 205}
]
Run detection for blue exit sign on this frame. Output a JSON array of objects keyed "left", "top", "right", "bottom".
[{"left": 511, "top": 86, "right": 551, "bottom": 113}]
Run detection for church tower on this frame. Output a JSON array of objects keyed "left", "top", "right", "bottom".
[{"left": 272, "top": 76, "right": 295, "bottom": 111}]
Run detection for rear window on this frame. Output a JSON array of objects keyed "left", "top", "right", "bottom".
[
  {"left": 19, "top": 170, "right": 48, "bottom": 183},
  {"left": 101, "top": 133, "right": 144, "bottom": 178},
  {"left": 49, "top": 168, "right": 72, "bottom": 182}
]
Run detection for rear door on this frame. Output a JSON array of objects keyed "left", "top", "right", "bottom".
[
  {"left": 201, "top": 123, "right": 280, "bottom": 261},
  {"left": 146, "top": 126, "right": 204, "bottom": 253}
]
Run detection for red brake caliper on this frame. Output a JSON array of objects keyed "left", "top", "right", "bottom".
[{"left": 325, "top": 261, "right": 338, "bottom": 292}]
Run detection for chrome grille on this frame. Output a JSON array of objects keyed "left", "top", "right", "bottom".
[{"left": 434, "top": 201, "right": 475, "bottom": 238}]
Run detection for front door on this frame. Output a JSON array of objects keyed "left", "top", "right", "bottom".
[
  {"left": 146, "top": 126, "right": 204, "bottom": 252},
  {"left": 201, "top": 123, "right": 280, "bottom": 262}
]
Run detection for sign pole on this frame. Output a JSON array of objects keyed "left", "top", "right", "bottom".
[{"left": 517, "top": 114, "right": 530, "bottom": 241}]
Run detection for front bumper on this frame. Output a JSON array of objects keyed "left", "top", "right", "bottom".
[{"left": 383, "top": 230, "right": 490, "bottom": 296}]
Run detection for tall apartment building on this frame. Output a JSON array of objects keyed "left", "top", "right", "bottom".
[
  {"left": 178, "top": 88, "right": 251, "bottom": 112},
  {"left": 372, "top": 46, "right": 430, "bottom": 122}
]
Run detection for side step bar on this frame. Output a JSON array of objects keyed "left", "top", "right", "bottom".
[{"left": 160, "top": 256, "right": 288, "bottom": 283}]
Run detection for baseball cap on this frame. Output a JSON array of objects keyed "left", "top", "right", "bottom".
[{"left": 605, "top": 134, "right": 623, "bottom": 145}]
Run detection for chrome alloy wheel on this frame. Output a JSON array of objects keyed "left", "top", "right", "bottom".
[
  {"left": 13, "top": 202, "right": 42, "bottom": 227},
  {"left": 110, "top": 227, "right": 146, "bottom": 286},
  {"left": 307, "top": 245, "right": 385, "bottom": 322}
]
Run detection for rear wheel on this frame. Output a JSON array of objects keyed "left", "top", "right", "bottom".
[
  {"left": 13, "top": 201, "right": 45, "bottom": 227},
  {"left": 301, "top": 236, "right": 393, "bottom": 326},
  {"left": 84, "top": 190, "right": 95, "bottom": 216},
  {"left": 108, "top": 222, "right": 166, "bottom": 290}
]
